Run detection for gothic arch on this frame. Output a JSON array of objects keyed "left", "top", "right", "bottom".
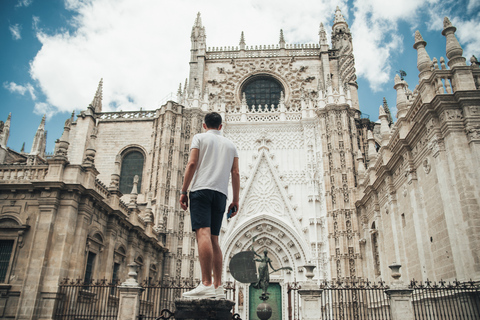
[{"left": 221, "top": 213, "right": 310, "bottom": 279}]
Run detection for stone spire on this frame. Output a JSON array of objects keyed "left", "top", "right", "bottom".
[
  {"left": 413, "top": 30, "right": 432, "bottom": 80},
  {"left": 0, "top": 113, "right": 11, "bottom": 147},
  {"left": 30, "top": 114, "right": 47, "bottom": 158},
  {"left": 379, "top": 106, "right": 391, "bottom": 146},
  {"left": 53, "top": 116, "right": 72, "bottom": 159},
  {"left": 319, "top": 23, "right": 328, "bottom": 46},
  {"left": 239, "top": 31, "right": 246, "bottom": 50},
  {"left": 90, "top": 78, "right": 103, "bottom": 113},
  {"left": 333, "top": 6, "right": 347, "bottom": 26},
  {"left": 177, "top": 83, "right": 182, "bottom": 103},
  {"left": 188, "top": 12, "right": 206, "bottom": 99},
  {"left": 367, "top": 130, "right": 378, "bottom": 166},
  {"left": 442, "top": 17, "right": 466, "bottom": 68},
  {"left": 356, "top": 149, "right": 366, "bottom": 181},
  {"left": 191, "top": 12, "right": 206, "bottom": 43},
  {"left": 382, "top": 97, "right": 393, "bottom": 124},
  {"left": 394, "top": 74, "right": 408, "bottom": 119},
  {"left": 279, "top": 29, "right": 285, "bottom": 49}
]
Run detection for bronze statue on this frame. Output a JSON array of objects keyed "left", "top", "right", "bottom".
[{"left": 250, "top": 238, "right": 292, "bottom": 300}]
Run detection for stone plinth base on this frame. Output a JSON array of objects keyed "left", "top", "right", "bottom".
[{"left": 174, "top": 298, "right": 235, "bottom": 320}]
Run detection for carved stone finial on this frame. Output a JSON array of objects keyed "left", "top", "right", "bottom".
[
  {"left": 82, "top": 126, "right": 98, "bottom": 166},
  {"left": 239, "top": 31, "right": 246, "bottom": 46},
  {"left": 319, "top": 23, "right": 328, "bottom": 44},
  {"left": 414, "top": 30, "right": 424, "bottom": 44},
  {"left": 413, "top": 30, "right": 432, "bottom": 79},
  {"left": 89, "top": 78, "right": 103, "bottom": 113},
  {"left": 471, "top": 55, "right": 480, "bottom": 68},
  {"left": 333, "top": 6, "right": 346, "bottom": 25},
  {"left": 379, "top": 105, "right": 386, "bottom": 117},
  {"left": 443, "top": 16, "right": 453, "bottom": 29},
  {"left": 442, "top": 17, "right": 465, "bottom": 67}
]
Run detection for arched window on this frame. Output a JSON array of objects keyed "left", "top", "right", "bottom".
[
  {"left": 119, "top": 150, "right": 144, "bottom": 195},
  {"left": 242, "top": 76, "right": 283, "bottom": 110}
]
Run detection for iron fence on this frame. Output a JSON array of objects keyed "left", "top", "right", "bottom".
[
  {"left": 319, "top": 279, "right": 392, "bottom": 320},
  {"left": 54, "top": 278, "right": 121, "bottom": 320},
  {"left": 54, "top": 277, "right": 480, "bottom": 320},
  {"left": 410, "top": 279, "right": 480, "bottom": 320},
  {"left": 137, "top": 278, "right": 196, "bottom": 319},
  {"left": 137, "top": 279, "right": 237, "bottom": 319}
]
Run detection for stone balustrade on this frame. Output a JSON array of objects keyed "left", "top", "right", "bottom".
[
  {"left": 0, "top": 165, "right": 48, "bottom": 181},
  {"left": 99, "top": 110, "right": 156, "bottom": 121}
]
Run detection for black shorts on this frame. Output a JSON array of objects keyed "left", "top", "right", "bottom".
[{"left": 189, "top": 189, "right": 227, "bottom": 236}]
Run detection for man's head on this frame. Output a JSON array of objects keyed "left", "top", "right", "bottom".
[{"left": 204, "top": 112, "right": 222, "bottom": 130}]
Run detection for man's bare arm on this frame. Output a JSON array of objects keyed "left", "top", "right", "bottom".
[
  {"left": 179, "top": 148, "right": 199, "bottom": 210},
  {"left": 227, "top": 157, "right": 240, "bottom": 217}
]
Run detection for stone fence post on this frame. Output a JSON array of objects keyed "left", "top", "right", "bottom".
[
  {"left": 117, "top": 263, "right": 143, "bottom": 320},
  {"left": 385, "top": 263, "right": 414, "bottom": 320},
  {"left": 297, "top": 263, "right": 323, "bottom": 320}
]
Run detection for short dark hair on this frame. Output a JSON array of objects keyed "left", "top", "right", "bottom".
[{"left": 204, "top": 112, "right": 222, "bottom": 129}]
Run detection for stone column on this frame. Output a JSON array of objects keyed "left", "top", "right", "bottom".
[
  {"left": 297, "top": 264, "right": 323, "bottom": 320},
  {"left": 385, "top": 264, "right": 414, "bottom": 320},
  {"left": 117, "top": 263, "right": 143, "bottom": 320}
]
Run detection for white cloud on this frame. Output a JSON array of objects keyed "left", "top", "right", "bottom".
[
  {"left": 4, "top": 82, "right": 27, "bottom": 95},
  {"left": 33, "top": 102, "right": 56, "bottom": 118},
  {"left": 16, "top": 0, "right": 33, "bottom": 7},
  {"left": 3, "top": 82, "right": 36, "bottom": 99},
  {"left": 29, "top": 0, "right": 348, "bottom": 114},
  {"left": 9, "top": 24, "right": 22, "bottom": 40},
  {"left": 26, "top": 0, "right": 480, "bottom": 115},
  {"left": 32, "top": 16, "right": 40, "bottom": 31}
]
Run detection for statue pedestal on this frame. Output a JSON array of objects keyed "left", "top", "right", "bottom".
[
  {"left": 298, "top": 283, "right": 323, "bottom": 320},
  {"left": 174, "top": 298, "right": 235, "bottom": 320}
]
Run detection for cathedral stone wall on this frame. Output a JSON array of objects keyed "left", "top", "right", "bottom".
[
  {"left": 1, "top": 9, "right": 480, "bottom": 320},
  {"left": 94, "top": 118, "right": 155, "bottom": 193}
]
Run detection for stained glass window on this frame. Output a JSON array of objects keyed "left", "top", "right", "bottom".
[
  {"left": 242, "top": 77, "right": 283, "bottom": 110},
  {"left": 119, "top": 151, "right": 144, "bottom": 195}
]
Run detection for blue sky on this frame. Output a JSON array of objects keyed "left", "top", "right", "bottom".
[{"left": 1, "top": 0, "right": 479, "bottom": 153}]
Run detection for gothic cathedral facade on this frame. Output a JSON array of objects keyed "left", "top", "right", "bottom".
[{"left": 0, "top": 7, "right": 479, "bottom": 320}]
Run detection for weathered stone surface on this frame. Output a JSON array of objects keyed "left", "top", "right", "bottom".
[{"left": 174, "top": 298, "right": 235, "bottom": 320}]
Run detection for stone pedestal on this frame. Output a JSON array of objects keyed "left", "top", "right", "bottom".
[
  {"left": 385, "top": 287, "right": 414, "bottom": 320},
  {"left": 117, "top": 263, "right": 143, "bottom": 320},
  {"left": 117, "top": 286, "right": 143, "bottom": 320},
  {"left": 298, "top": 284, "right": 323, "bottom": 320},
  {"left": 386, "top": 263, "right": 414, "bottom": 320},
  {"left": 174, "top": 298, "right": 235, "bottom": 320}
]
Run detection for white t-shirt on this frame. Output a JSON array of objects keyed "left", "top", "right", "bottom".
[{"left": 190, "top": 130, "right": 239, "bottom": 197}]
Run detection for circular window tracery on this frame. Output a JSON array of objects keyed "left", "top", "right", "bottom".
[{"left": 242, "top": 76, "right": 283, "bottom": 110}]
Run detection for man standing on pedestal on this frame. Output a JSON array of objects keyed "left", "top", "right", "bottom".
[{"left": 179, "top": 112, "right": 240, "bottom": 299}]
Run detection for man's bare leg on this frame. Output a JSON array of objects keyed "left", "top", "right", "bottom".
[
  {"left": 196, "top": 227, "right": 213, "bottom": 286},
  {"left": 211, "top": 235, "right": 222, "bottom": 288}
]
